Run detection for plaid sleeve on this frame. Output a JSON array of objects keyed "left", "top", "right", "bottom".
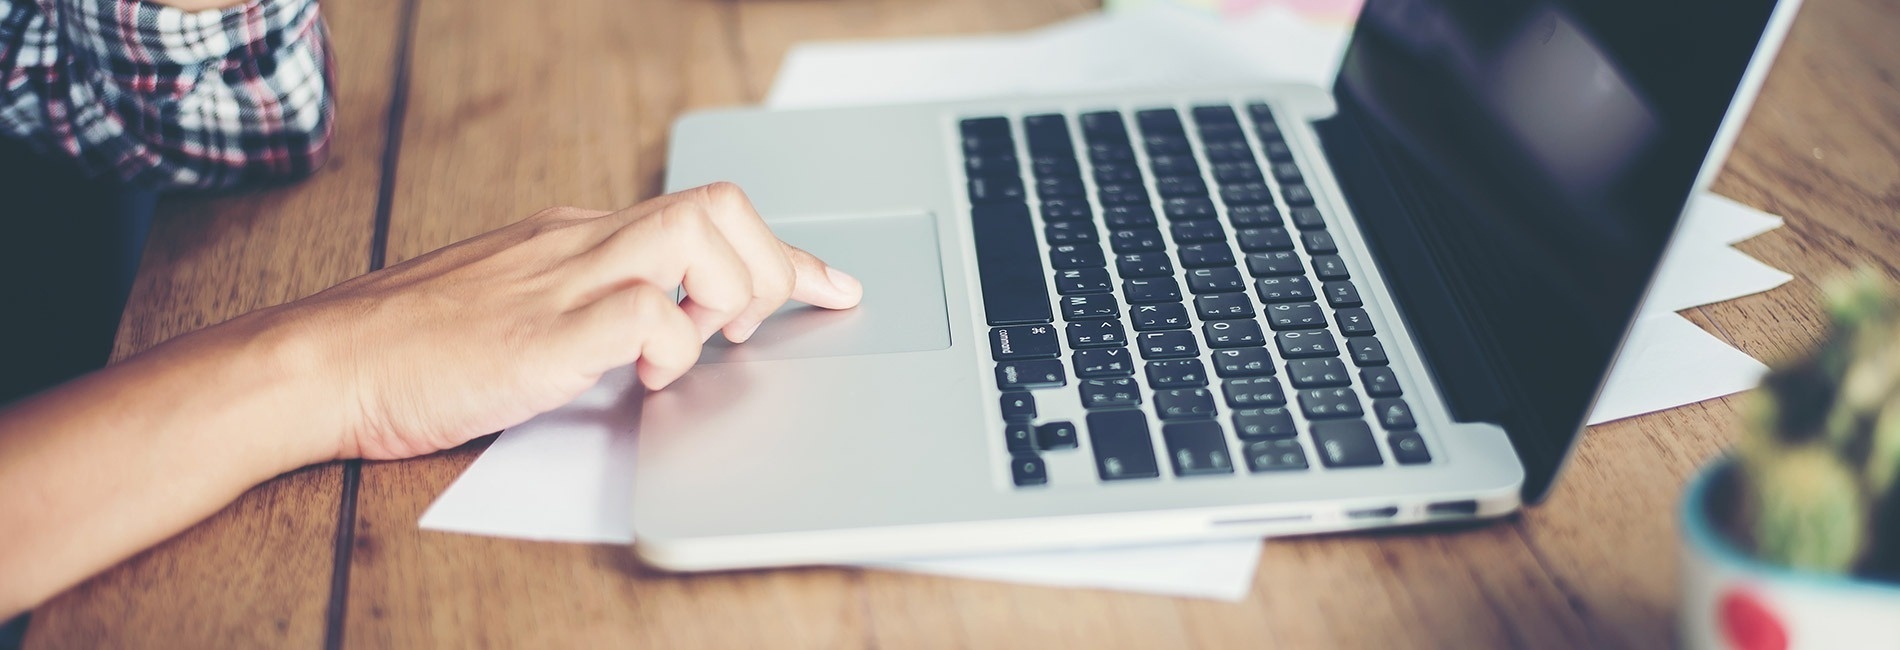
[{"left": 0, "top": 0, "right": 332, "bottom": 190}]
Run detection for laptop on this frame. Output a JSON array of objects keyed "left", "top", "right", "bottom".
[{"left": 632, "top": 0, "right": 1803, "bottom": 570}]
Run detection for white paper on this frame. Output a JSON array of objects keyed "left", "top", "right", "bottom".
[{"left": 422, "top": 5, "right": 1794, "bottom": 601}]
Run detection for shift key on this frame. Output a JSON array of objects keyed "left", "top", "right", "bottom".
[{"left": 1087, "top": 410, "right": 1161, "bottom": 480}]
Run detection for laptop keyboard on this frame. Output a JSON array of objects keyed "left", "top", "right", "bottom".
[{"left": 962, "top": 104, "right": 1433, "bottom": 488}]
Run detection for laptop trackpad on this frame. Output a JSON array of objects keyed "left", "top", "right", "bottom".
[{"left": 698, "top": 212, "right": 950, "bottom": 364}]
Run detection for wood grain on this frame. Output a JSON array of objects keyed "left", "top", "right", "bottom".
[{"left": 21, "top": 0, "right": 403, "bottom": 645}]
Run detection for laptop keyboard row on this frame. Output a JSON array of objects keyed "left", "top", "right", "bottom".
[{"left": 962, "top": 104, "right": 1432, "bottom": 488}]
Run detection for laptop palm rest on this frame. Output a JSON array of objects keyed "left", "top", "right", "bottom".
[{"left": 698, "top": 211, "right": 950, "bottom": 364}]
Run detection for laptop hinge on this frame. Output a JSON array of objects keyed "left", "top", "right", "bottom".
[{"left": 1310, "top": 104, "right": 1509, "bottom": 426}]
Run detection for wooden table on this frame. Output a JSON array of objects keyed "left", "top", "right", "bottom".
[{"left": 21, "top": 0, "right": 1900, "bottom": 647}]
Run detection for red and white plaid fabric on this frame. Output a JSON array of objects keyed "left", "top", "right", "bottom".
[{"left": 0, "top": 0, "right": 332, "bottom": 189}]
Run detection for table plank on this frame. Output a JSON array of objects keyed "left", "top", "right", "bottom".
[{"left": 21, "top": 0, "right": 404, "bottom": 645}]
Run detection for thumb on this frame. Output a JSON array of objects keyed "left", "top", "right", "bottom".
[{"left": 783, "top": 243, "right": 863, "bottom": 310}]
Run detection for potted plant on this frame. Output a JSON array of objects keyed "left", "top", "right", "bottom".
[{"left": 1681, "top": 273, "right": 1900, "bottom": 650}]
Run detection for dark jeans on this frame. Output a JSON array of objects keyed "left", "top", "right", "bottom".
[{"left": 0, "top": 135, "right": 158, "bottom": 407}]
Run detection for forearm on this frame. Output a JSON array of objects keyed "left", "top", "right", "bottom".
[{"left": 0, "top": 308, "right": 341, "bottom": 617}]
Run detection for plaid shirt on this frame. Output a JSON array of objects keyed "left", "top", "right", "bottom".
[{"left": 0, "top": 0, "right": 332, "bottom": 190}]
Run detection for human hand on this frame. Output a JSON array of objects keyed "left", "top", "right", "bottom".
[{"left": 279, "top": 183, "right": 862, "bottom": 460}]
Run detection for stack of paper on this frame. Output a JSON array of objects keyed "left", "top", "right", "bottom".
[{"left": 418, "top": 5, "right": 1793, "bottom": 602}]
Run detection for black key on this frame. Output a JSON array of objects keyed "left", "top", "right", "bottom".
[
  {"left": 1155, "top": 388, "right": 1219, "bottom": 419},
  {"left": 1094, "top": 163, "right": 1141, "bottom": 184},
  {"left": 1163, "top": 421, "right": 1235, "bottom": 476},
  {"left": 1102, "top": 204, "right": 1156, "bottom": 228},
  {"left": 1145, "top": 359, "right": 1208, "bottom": 388},
  {"left": 969, "top": 175, "right": 1027, "bottom": 204},
  {"left": 1219, "top": 182, "right": 1274, "bottom": 206},
  {"left": 1156, "top": 176, "right": 1207, "bottom": 198},
  {"left": 1061, "top": 294, "right": 1121, "bottom": 320},
  {"left": 1194, "top": 293, "right": 1254, "bottom": 320},
  {"left": 1336, "top": 307, "right": 1376, "bottom": 336},
  {"left": 1289, "top": 206, "right": 1326, "bottom": 230},
  {"left": 1088, "top": 144, "right": 1136, "bottom": 164},
  {"left": 1373, "top": 398, "right": 1416, "bottom": 430},
  {"left": 1176, "top": 243, "right": 1235, "bottom": 268},
  {"left": 1067, "top": 319, "right": 1127, "bottom": 349},
  {"left": 1265, "top": 302, "right": 1327, "bottom": 330},
  {"left": 1276, "top": 329, "right": 1339, "bottom": 358},
  {"left": 1311, "top": 420, "right": 1383, "bottom": 468},
  {"left": 1271, "top": 161, "right": 1303, "bottom": 184},
  {"left": 965, "top": 152, "right": 1017, "bottom": 176},
  {"left": 1312, "top": 254, "right": 1351, "bottom": 280},
  {"left": 1097, "top": 185, "right": 1150, "bottom": 206},
  {"left": 1148, "top": 154, "right": 1200, "bottom": 176},
  {"left": 1348, "top": 337, "right": 1388, "bottom": 366},
  {"left": 1191, "top": 105, "right": 1240, "bottom": 125},
  {"left": 1138, "top": 331, "right": 1200, "bottom": 359},
  {"left": 1023, "top": 114, "right": 1071, "bottom": 152},
  {"left": 1080, "top": 111, "right": 1127, "bottom": 136},
  {"left": 1055, "top": 267, "right": 1112, "bottom": 294},
  {"left": 1237, "top": 226, "right": 1294, "bottom": 252},
  {"left": 1389, "top": 431, "right": 1432, "bottom": 465},
  {"left": 1075, "top": 347, "right": 1136, "bottom": 378},
  {"left": 1162, "top": 197, "right": 1218, "bottom": 221},
  {"left": 1330, "top": 307, "right": 1375, "bottom": 334},
  {"left": 1282, "top": 184, "right": 1315, "bottom": 205},
  {"left": 1079, "top": 379, "right": 1142, "bottom": 410},
  {"left": 1244, "top": 439, "right": 1309, "bottom": 472},
  {"left": 961, "top": 136, "right": 1014, "bottom": 158},
  {"left": 1004, "top": 421, "right": 1036, "bottom": 452},
  {"left": 1000, "top": 391, "right": 1036, "bottom": 421},
  {"left": 971, "top": 203, "right": 1053, "bottom": 325},
  {"left": 1233, "top": 407, "right": 1298, "bottom": 440},
  {"left": 1203, "top": 319, "right": 1265, "bottom": 348},
  {"left": 961, "top": 116, "right": 1011, "bottom": 139},
  {"left": 1170, "top": 220, "right": 1226, "bottom": 244},
  {"left": 1010, "top": 454, "right": 1049, "bottom": 486},
  {"left": 1287, "top": 357, "right": 1353, "bottom": 388},
  {"left": 1144, "top": 135, "right": 1193, "bottom": 155},
  {"left": 1323, "top": 281, "right": 1362, "bottom": 307},
  {"left": 996, "top": 359, "right": 1067, "bottom": 390},
  {"left": 1302, "top": 230, "right": 1338, "bottom": 254},
  {"left": 1245, "top": 103, "right": 1276, "bottom": 123},
  {"left": 1212, "top": 161, "right": 1264, "bottom": 185},
  {"left": 1263, "top": 139, "right": 1293, "bottom": 162},
  {"left": 1255, "top": 276, "right": 1316, "bottom": 303},
  {"left": 1252, "top": 115, "right": 1283, "bottom": 139},
  {"left": 1036, "top": 175, "right": 1086, "bottom": 199},
  {"left": 1049, "top": 243, "right": 1107, "bottom": 270},
  {"left": 1124, "top": 277, "right": 1183, "bottom": 305},
  {"left": 1227, "top": 204, "right": 1281, "bottom": 227},
  {"left": 1202, "top": 140, "right": 1254, "bottom": 162},
  {"left": 990, "top": 324, "right": 1060, "bottom": 360},
  {"left": 1036, "top": 420, "right": 1080, "bottom": 450},
  {"left": 1032, "top": 156, "right": 1080, "bottom": 177},
  {"left": 1199, "top": 123, "right": 1246, "bottom": 143},
  {"left": 1088, "top": 410, "right": 1161, "bottom": 480},
  {"left": 1212, "top": 347, "right": 1276, "bottom": 378},
  {"left": 1117, "top": 252, "right": 1175, "bottom": 278},
  {"left": 1136, "top": 108, "right": 1185, "bottom": 133},
  {"left": 1246, "top": 251, "right": 1304, "bottom": 277},
  {"left": 1130, "top": 303, "right": 1193, "bottom": 331},
  {"left": 1222, "top": 377, "right": 1287, "bottom": 408},
  {"left": 1361, "top": 367, "right": 1403, "bottom": 396},
  {"left": 1109, "top": 228, "right": 1166, "bottom": 253},
  {"left": 1041, "top": 198, "right": 1092, "bottom": 221},
  {"left": 1298, "top": 387, "right": 1363, "bottom": 419},
  {"left": 1187, "top": 267, "right": 1246, "bottom": 294},
  {"left": 1044, "top": 219, "right": 1097, "bottom": 244}
]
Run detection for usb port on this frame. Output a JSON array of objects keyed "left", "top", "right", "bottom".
[
  {"left": 1346, "top": 506, "right": 1399, "bottom": 519},
  {"left": 1427, "top": 500, "right": 1480, "bottom": 516}
]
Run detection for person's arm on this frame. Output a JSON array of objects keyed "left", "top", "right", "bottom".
[
  {"left": 0, "top": 183, "right": 863, "bottom": 617},
  {"left": 0, "top": 0, "right": 332, "bottom": 188}
]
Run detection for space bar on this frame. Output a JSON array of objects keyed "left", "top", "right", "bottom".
[{"left": 970, "top": 202, "right": 1053, "bottom": 325}]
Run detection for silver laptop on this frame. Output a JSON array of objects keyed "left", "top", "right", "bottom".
[{"left": 631, "top": 0, "right": 1804, "bottom": 570}]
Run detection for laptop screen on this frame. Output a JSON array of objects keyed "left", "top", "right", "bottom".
[{"left": 1324, "top": 0, "right": 1785, "bottom": 499}]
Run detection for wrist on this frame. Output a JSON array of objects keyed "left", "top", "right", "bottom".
[{"left": 198, "top": 302, "right": 360, "bottom": 470}]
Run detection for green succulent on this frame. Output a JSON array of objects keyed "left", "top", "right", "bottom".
[{"left": 1736, "top": 271, "right": 1900, "bottom": 580}]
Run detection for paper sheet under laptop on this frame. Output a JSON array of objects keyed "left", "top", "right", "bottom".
[{"left": 420, "top": 5, "right": 1791, "bottom": 601}]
